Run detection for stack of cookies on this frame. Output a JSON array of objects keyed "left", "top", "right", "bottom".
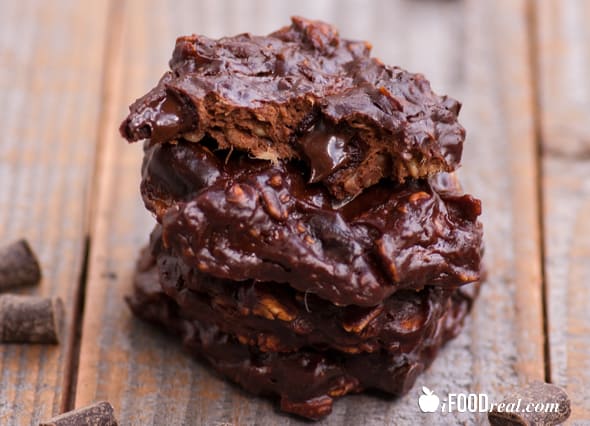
[{"left": 121, "top": 17, "right": 484, "bottom": 420}]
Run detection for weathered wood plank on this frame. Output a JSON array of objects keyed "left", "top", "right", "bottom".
[
  {"left": 0, "top": 1, "right": 109, "bottom": 424},
  {"left": 535, "top": 0, "right": 590, "bottom": 158},
  {"left": 535, "top": 0, "right": 590, "bottom": 421},
  {"left": 76, "top": 0, "right": 545, "bottom": 424}
]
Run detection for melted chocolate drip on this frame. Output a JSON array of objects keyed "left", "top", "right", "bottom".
[
  {"left": 299, "top": 123, "right": 351, "bottom": 183},
  {"left": 121, "top": 74, "right": 196, "bottom": 143}
]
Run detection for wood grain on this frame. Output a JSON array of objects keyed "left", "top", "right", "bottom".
[
  {"left": 535, "top": 0, "right": 590, "bottom": 421},
  {"left": 0, "top": 0, "right": 109, "bottom": 424},
  {"left": 74, "top": 0, "right": 546, "bottom": 424}
]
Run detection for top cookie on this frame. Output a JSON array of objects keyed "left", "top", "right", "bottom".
[{"left": 121, "top": 17, "right": 465, "bottom": 199}]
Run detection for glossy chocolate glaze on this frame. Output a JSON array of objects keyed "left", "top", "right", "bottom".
[
  {"left": 141, "top": 139, "right": 483, "bottom": 307},
  {"left": 121, "top": 17, "right": 465, "bottom": 199},
  {"left": 123, "top": 72, "right": 196, "bottom": 142},
  {"left": 298, "top": 123, "right": 351, "bottom": 183},
  {"left": 128, "top": 247, "right": 478, "bottom": 420},
  {"left": 149, "top": 226, "right": 471, "bottom": 354}
]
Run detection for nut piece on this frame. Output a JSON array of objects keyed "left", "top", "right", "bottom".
[
  {"left": 406, "top": 159, "right": 419, "bottom": 177},
  {"left": 261, "top": 188, "right": 288, "bottom": 220},
  {"left": 257, "top": 334, "right": 282, "bottom": 352},
  {"left": 328, "top": 379, "right": 360, "bottom": 398},
  {"left": 280, "top": 395, "right": 334, "bottom": 421},
  {"left": 409, "top": 191, "right": 430, "bottom": 204},
  {"left": 296, "top": 222, "right": 306, "bottom": 234},
  {"left": 182, "top": 131, "right": 204, "bottom": 142},
  {"left": 237, "top": 335, "right": 249, "bottom": 345},
  {"left": 253, "top": 126, "right": 267, "bottom": 137},
  {"left": 376, "top": 240, "right": 400, "bottom": 282},
  {"left": 341, "top": 305, "right": 384, "bottom": 334},
  {"left": 268, "top": 174, "right": 282, "bottom": 187},
  {"left": 252, "top": 295, "right": 295, "bottom": 322},
  {"left": 332, "top": 344, "right": 362, "bottom": 354},
  {"left": 458, "top": 272, "right": 479, "bottom": 283},
  {"left": 227, "top": 184, "right": 246, "bottom": 203}
]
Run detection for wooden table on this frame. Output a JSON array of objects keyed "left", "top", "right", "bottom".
[{"left": 0, "top": 0, "right": 588, "bottom": 424}]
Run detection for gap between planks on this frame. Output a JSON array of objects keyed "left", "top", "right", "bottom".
[
  {"left": 0, "top": 1, "right": 113, "bottom": 422},
  {"left": 61, "top": 0, "right": 126, "bottom": 412},
  {"left": 60, "top": 236, "right": 90, "bottom": 412},
  {"left": 524, "top": 0, "right": 552, "bottom": 385}
]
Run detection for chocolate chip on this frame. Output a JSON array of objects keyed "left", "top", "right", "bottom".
[
  {"left": 0, "top": 295, "right": 62, "bottom": 343},
  {"left": 39, "top": 401, "right": 118, "bottom": 426},
  {"left": 488, "top": 381, "right": 571, "bottom": 426},
  {"left": 0, "top": 239, "right": 42, "bottom": 290}
]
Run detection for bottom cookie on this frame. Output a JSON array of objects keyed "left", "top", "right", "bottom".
[{"left": 127, "top": 251, "right": 478, "bottom": 420}]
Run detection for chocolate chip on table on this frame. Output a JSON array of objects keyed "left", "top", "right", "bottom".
[
  {"left": 0, "top": 239, "right": 42, "bottom": 290},
  {"left": 488, "top": 381, "right": 571, "bottom": 426},
  {"left": 0, "top": 294, "right": 63, "bottom": 343},
  {"left": 39, "top": 401, "right": 118, "bottom": 426}
]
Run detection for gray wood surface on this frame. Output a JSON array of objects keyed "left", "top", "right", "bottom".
[
  {"left": 0, "top": 1, "right": 109, "bottom": 424},
  {"left": 536, "top": 0, "right": 590, "bottom": 422}
]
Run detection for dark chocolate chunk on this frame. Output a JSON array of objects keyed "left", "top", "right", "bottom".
[
  {"left": 127, "top": 253, "right": 477, "bottom": 421},
  {"left": 0, "top": 239, "right": 42, "bottom": 290},
  {"left": 0, "top": 295, "right": 62, "bottom": 343},
  {"left": 121, "top": 17, "right": 466, "bottom": 199},
  {"left": 148, "top": 234, "right": 478, "bottom": 354},
  {"left": 488, "top": 381, "right": 571, "bottom": 426},
  {"left": 141, "top": 140, "right": 482, "bottom": 306},
  {"left": 39, "top": 401, "right": 118, "bottom": 426}
]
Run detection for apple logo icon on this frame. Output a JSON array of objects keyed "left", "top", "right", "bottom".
[{"left": 418, "top": 386, "right": 440, "bottom": 413}]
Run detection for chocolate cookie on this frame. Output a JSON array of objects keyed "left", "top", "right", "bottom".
[
  {"left": 147, "top": 229, "right": 476, "bottom": 355},
  {"left": 121, "top": 17, "right": 466, "bottom": 199},
  {"left": 128, "top": 248, "right": 478, "bottom": 420},
  {"left": 121, "top": 17, "right": 485, "bottom": 421},
  {"left": 142, "top": 139, "right": 482, "bottom": 306}
]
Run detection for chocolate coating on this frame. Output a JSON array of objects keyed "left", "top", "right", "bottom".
[
  {"left": 121, "top": 17, "right": 466, "bottom": 199},
  {"left": 142, "top": 139, "right": 483, "bottom": 307},
  {"left": 149, "top": 227, "right": 476, "bottom": 355},
  {"left": 128, "top": 248, "right": 478, "bottom": 420}
]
